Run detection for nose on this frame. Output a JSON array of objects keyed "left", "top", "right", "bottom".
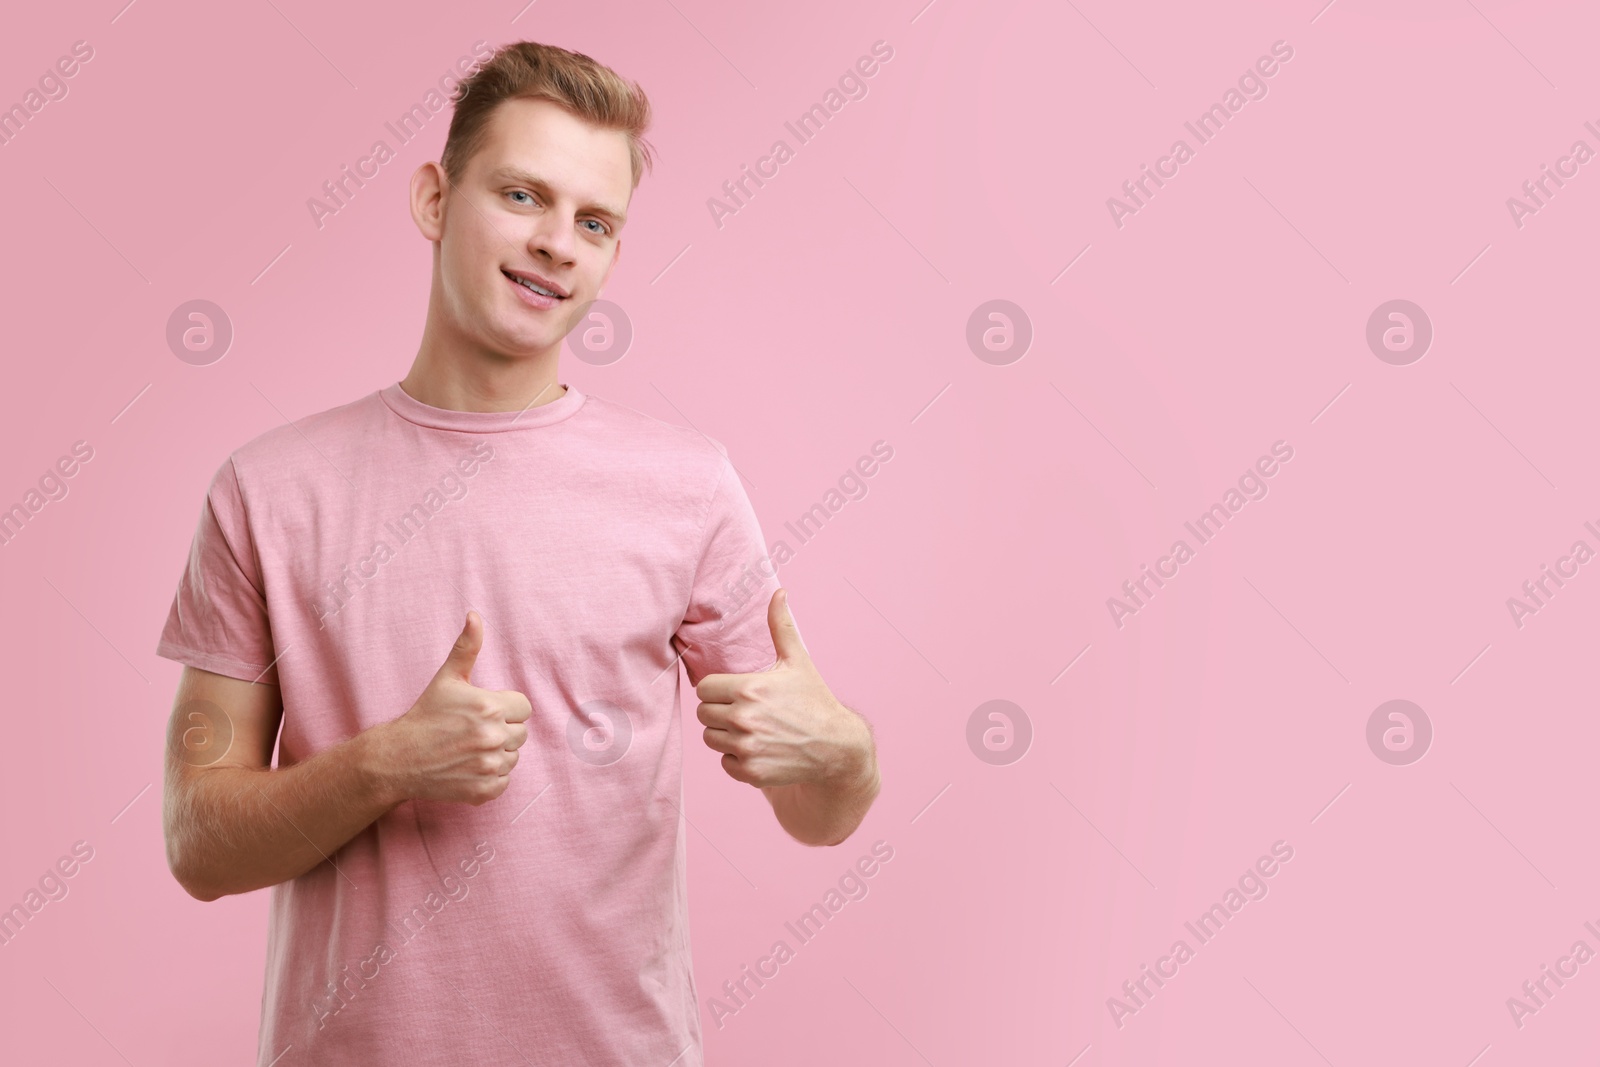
[{"left": 528, "top": 210, "right": 577, "bottom": 265}]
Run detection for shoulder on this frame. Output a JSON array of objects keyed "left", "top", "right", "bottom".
[
  {"left": 217, "top": 389, "right": 386, "bottom": 494},
  {"left": 577, "top": 391, "right": 733, "bottom": 469},
  {"left": 235, "top": 389, "right": 381, "bottom": 459}
]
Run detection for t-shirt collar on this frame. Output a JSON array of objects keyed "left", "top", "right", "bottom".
[{"left": 379, "top": 380, "right": 585, "bottom": 433}]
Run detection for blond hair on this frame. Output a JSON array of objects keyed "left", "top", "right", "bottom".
[{"left": 440, "top": 40, "right": 656, "bottom": 190}]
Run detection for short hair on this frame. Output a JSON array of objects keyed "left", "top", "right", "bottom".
[{"left": 440, "top": 40, "right": 656, "bottom": 191}]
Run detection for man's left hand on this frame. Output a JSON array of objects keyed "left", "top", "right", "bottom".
[{"left": 695, "top": 588, "right": 874, "bottom": 792}]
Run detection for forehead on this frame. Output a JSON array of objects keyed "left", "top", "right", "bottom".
[{"left": 473, "top": 96, "right": 633, "bottom": 209}]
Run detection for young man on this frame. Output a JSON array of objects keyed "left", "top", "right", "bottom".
[{"left": 156, "top": 40, "right": 880, "bottom": 1067}]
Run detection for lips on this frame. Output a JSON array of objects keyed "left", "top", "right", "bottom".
[{"left": 501, "top": 268, "right": 569, "bottom": 299}]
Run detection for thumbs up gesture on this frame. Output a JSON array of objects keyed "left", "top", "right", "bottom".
[
  {"left": 695, "top": 589, "right": 876, "bottom": 798},
  {"left": 373, "top": 611, "right": 533, "bottom": 806}
]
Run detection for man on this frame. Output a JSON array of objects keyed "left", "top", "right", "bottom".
[{"left": 156, "top": 39, "right": 880, "bottom": 1067}]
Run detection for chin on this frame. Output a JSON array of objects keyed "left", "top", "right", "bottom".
[{"left": 500, "top": 320, "right": 560, "bottom": 352}]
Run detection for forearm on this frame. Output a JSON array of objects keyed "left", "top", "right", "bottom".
[
  {"left": 763, "top": 738, "right": 881, "bottom": 846},
  {"left": 166, "top": 724, "right": 402, "bottom": 900}
]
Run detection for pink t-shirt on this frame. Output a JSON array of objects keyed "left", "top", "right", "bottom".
[{"left": 156, "top": 380, "right": 781, "bottom": 1066}]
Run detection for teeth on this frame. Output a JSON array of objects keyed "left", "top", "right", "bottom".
[{"left": 510, "top": 273, "right": 559, "bottom": 298}]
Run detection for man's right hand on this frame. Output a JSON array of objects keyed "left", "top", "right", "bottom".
[{"left": 373, "top": 611, "right": 532, "bottom": 806}]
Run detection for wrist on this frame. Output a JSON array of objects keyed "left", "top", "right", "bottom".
[
  {"left": 824, "top": 710, "right": 878, "bottom": 796},
  {"left": 354, "top": 720, "right": 410, "bottom": 809}
]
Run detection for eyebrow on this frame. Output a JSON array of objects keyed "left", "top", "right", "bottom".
[{"left": 487, "top": 166, "right": 628, "bottom": 227}]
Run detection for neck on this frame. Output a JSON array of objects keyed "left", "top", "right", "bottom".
[{"left": 403, "top": 317, "right": 567, "bottom": 414}]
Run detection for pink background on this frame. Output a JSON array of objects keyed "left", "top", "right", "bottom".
[{"left": 1, "top": 0, "right": 1595, "bottom": 1063}]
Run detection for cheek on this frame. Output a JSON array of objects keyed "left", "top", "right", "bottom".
[
  {"left": 445, "top": 218, "right": 491, "bottom": 268},
  {"left": 461, "top": 243, "right": 509, "bottom": 313},
  {"left": 562, "top": 297, "right": 590, "bottom": 333}
]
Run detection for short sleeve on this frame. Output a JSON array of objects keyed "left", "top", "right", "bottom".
[
  {"left": 674, "top": 452, "right": 781, "bottom": 687},
  {"left": 155, "top": 456, "right": 280, "bottom": 685}
]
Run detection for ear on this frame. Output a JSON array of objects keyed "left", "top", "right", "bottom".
[{"left": 410, "top": 161, "right": 448, "bottom": 243}]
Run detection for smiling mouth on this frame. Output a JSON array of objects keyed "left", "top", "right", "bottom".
[{"left": 502, "top": 270, "right": 567, "bottom": 300}]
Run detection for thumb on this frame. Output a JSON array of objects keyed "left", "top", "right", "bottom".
[
  {"left": 437, "top": 610, "right": 483, "bottom": 683},
  {"left": 767, "top": 588, "right": 808, "bottom": 666}
]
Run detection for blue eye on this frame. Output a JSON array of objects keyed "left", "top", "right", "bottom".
[{"left": 506, "top": 190, "right": 608, "bottom": 235}]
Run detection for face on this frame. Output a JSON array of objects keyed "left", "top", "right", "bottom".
[{"left": 418, "top": 97, "right": 633, "bottom": 361}]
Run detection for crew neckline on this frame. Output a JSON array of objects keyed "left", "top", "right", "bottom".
[{"left": 379, "top": 380, "right": 586, "bottom": 433}]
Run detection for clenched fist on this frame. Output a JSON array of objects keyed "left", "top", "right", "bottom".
[
  {"left": 696, "top": 589, "right": 874, "bottom": 790},
  {"left": 371, "top": 611, "right": 532, "bottom": 806},
  {"left": 694, "top": 589, "right": 880, "bottom": 845}
]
